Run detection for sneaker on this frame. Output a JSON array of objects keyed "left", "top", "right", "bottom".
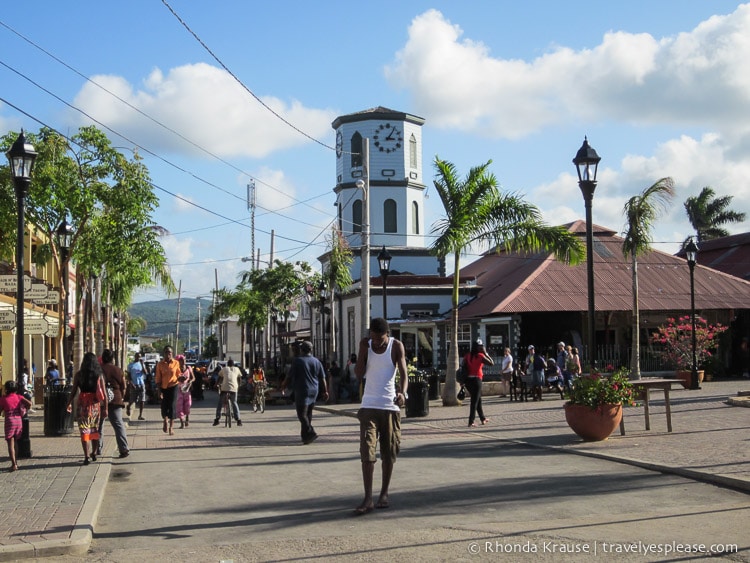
[
  {"left": 212, "top": 419, "right": 219, "bottom": 426},
  {"left": 303, "top": 433, "right": 318, "bottom": 444},
  {"left": 138, "top": 416, "right": 145, "bottom": 421},
  {"left": 237, "top": 420, "right": 242, "bottom": 426},
  {"left": 119, "top": 451, "right": 129, "bottom": 458}
]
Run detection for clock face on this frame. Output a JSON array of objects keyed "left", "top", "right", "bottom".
[
  {"left": 373, "top": 123, "right": 403, "bottom": 153},
  {"left": 335, "top": 130, "right": 343, "bottom": 158}
]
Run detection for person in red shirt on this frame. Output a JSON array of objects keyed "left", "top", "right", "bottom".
[{"left": 464, "top": 339, "right": 494, "bottom": 427}]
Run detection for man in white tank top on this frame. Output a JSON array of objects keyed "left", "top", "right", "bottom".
[{"left": 353, "top": 318, "right": 408, "bottom": 515}]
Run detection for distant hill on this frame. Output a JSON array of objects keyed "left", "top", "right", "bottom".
[{"left": 128, "top": 298, "right": 208, "bottom": 342}]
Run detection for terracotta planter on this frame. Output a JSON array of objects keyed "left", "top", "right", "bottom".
[
  {"left": 675, "top": 369, "right": 704, "bottom": 389},
  {"left": 564, "top": 403, "right": 622, "bottom": 442}
]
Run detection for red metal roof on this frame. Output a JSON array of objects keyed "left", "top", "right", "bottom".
[
  {"left": 458, "top": 220, "right": 750, "bottom": 319},
  {"left": 676, "top": 232, "right": 750, "bottom": 281}
]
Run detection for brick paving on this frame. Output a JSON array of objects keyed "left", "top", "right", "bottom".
[{"left": 0, "top": 379, "right": 747, "bottom": 560}]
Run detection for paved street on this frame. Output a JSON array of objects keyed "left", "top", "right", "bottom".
[{"left": 0, "top": 379, "right": 748, "bottom": 562}]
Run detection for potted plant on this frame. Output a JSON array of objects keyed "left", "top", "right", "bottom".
[
  {"left": 564, "top": 368, "right": 636, "bottom": 441},
  {"left": 650, "top": 316, "right": 728, "bottom": 388}
]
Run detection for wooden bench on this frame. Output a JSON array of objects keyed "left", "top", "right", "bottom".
[{"left": 619, "top": 378, "right": 683, "bottom": 435}]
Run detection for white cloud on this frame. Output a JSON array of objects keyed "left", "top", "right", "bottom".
[
  {"left": 251, "top": 167, "right": 298, "bottom": 212},
  {"left": 68, "top": 63, "right": 337, "bottom": 158},
  {"left": 386, "top": 5, "right": 750, "bottom": 139}
]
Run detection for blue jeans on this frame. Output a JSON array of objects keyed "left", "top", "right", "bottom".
[
  {"left": 108, "top": 405, "right": 129, "bottom": 454},
  {"left": 215, "top": 391, "right": 240, "bottom": 421}
]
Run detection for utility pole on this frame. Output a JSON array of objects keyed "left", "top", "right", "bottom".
[
  {"left": 356, "top": 138, "right": 370, "bottom": 341},
  {"left": 247, "top": 180, "right": 256, "bottom": 272},
  {"left": 196, "top": 297, "right": 203, "bottom": 357},
  {"left": 215, "top": 269, "right": 221, "bottom": 360},
  {"left": 175, "top": 280, "right": 182, "bottom": 351}
]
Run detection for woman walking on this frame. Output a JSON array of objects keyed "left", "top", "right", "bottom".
[
  {"left": 155, "top": 346, "right": 180, "bottom": 435},
  {"left": 66, "top": 352, "right": 107, "bottom": 464},
  {"left": 464, "top": 339, "right": 494, "bottom": 427},
  {"left": 175, "top": 355, "right": 194, "bottom": 428}
]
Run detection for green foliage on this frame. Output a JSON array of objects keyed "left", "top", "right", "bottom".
[
  {"left": 684, "top": 186, "right": 746, "bottom": 244},
  {"left": 566, "top": 368, "right": 636, "bottom": 410},
  {"left": 429, "top": 156, "right": 584, "bottom": 404}
]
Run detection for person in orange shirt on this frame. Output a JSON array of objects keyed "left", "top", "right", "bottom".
[{"left": 155, "top": 346, "right": 181, "bottom": 435}]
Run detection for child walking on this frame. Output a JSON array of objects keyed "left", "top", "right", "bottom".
[{"left": 0, "top": 381, "right": 32, "bottom": 471}]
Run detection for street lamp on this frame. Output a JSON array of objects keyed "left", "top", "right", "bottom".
[
  {"left": 318, "top": 279, "right": 327, "bottom": 362},
  {"left": 56, "top": 219, "right": 74, "bottom": 382},
  {"left": 685, "top": 237, "right": 700, "bottom": 390},
  {"left": 573, "top": 137, "right": 601, "bottom": 373},
  {"left": 355, "top": 136, "right": 370, "bottom": 340},
  {"left": 7, "top": 130, "right": 38, "bottom": 459},
  {"left": 377, "top": 246, "right": 392, "bottom": 320}
]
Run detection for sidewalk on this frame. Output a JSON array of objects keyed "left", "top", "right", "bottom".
[{"left": 0, "top": 378, "right": 747, "bottom": 561}]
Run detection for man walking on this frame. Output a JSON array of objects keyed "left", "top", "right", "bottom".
[
  {"left": 126, "top": 352, "right": 148, "bottom": 420},
  {"left": 354, "top": 318, "right": 408, "bottom": 515},
  {"left": 213, "top": 358, "right": 243, "bottom": 426},
  {"left": 282, "top": 341, "right": 328, "bottom": 444}
]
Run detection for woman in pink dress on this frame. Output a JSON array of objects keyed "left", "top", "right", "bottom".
[
  {"left": 0, "top": 380, "right": 32, "bottom": 471},
  {"left": 175, "top": 355, "right": 195, "bottom": 429}
]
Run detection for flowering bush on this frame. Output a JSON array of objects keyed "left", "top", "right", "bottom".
[
  {"left": 566, "top": 368, "right": 636, "bottom": 410},
  {"left": 650, "top": 316, "right": 728, "bottom": 370}
]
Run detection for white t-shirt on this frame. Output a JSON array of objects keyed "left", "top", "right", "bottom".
[
  {"left": 501, "top": 354, "right": 513, "bottom": 374},
  {"left": 218, "top": 366, "right": 241, "bottom": 393}
]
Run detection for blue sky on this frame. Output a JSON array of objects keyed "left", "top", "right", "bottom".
[{"left": 2, "top": 1, "right": 748, "bottom": 303}]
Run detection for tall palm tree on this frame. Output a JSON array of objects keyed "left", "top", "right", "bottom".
[
  {"left": 430, "top": 157, "right": 584, "bottom": 406},
  {"left": 684, "top": 186, "right": 746, "bottom": 244},
  {"left": 622, "top": 178, "right": 675, "bottom": 380}
]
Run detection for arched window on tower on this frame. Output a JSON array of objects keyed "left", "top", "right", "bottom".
[
  {"left": 337, "top": 202, "right": 342, "bottom": 231},
  {"left": 409, "top": 133, "right": 417, "bottom": 169},
  {"left": 384, "top": 199, "right": 397, "bottom": 233},
  {"left": 412, "top": 201, "right": 420, "bottom": 234},
  {"left": 352, "top": 199, "right": 362, "bottom": 233},
  {"left": 351, "top": 132, "right": 362, "bottom": 168}
]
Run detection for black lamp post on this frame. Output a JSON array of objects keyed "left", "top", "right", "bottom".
[
  {"left": 318, "top": 279, "right": 327, "bottom": 362},
  {"left": 685, "top": 237, "right": 700, "bottom": 390},
  {"left": 377, "top": 246, "right": 392, "bottom": 320},
  {"left": 56, "top": 219, "right": 73, "bottom": 382},
  {"left": 573, "top": 137, "right": 601, "bottom": 373},
  {"left": 7, "top": 130, "right": 38, "bottom": 459}
]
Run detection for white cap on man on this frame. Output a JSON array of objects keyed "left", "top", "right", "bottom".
[
  {"left": 476, "top": 338, "right": 483, "bottom": 346},
  {"left": 528, "top": 345, "right": 535, "bottom": 350}
]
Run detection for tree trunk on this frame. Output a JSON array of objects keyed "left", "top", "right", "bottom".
[
  {"left": 441, "top": 253, "right": 461, "bottom": 406},
  {"left": 629, "top": 254, "right": 641, "bottom": 380}
]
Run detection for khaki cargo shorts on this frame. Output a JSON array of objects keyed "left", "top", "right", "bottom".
[{"left": 357, "top": 408, "right": 401, "bottom": 464}]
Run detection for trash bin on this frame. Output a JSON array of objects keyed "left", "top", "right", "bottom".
[
  {"left": 427, "top": 370, "right": 439, "bottom": 400},
  {"left": 406, "top": 373, "right": 429, "bottom": 417},
  {"left": 44, "top": 384, "right": 74, "bottom": 437}
]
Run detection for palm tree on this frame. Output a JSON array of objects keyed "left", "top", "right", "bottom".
[
  {"left": 622, "top": 178, "right": 675, "bottom": 380},
  {"left": 430, "top": 157, "right": 584, "bottom": 406},
  {"left": 684, "top": 186, "right": 746, "bottom": 244}
]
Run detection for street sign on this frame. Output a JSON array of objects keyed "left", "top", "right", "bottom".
[
  {"left": 25, "top": 318, "right": 48, "bottom": 334},
  {"left": 26, "top": 284, "right": 48, "bottom": 300},
  {"left": 45, "top": 324, "right": 59, "bottom": 338},
  {"left": 33, "top": 290, "right": 60, "bottom": 305},
  {"left": 0, "top": 275, "right": 32, "bottom": 293},
  {"left": 0, "top": 321, "right": 15, "bottom": 331},
  {"left": 0, "top": 309, "right": 15, "bottom": 323}
]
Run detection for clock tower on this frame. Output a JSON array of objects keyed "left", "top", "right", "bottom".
[{"left": 332, "top": 106, "right": 427, "bottom": 252}]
